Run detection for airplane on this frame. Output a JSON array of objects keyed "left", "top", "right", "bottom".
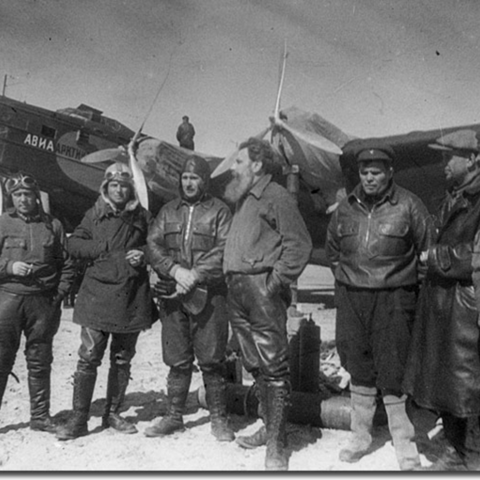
[
  {"left": 0, "top": 94, "right": 224, "bottom": 231},
  {"left": 1, "top": 93, "right": 480, "bottom": 266}
]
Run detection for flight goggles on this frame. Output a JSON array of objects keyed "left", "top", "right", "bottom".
[
  {"left": 5, "top": 174, "right": 39, "bottom": 195},
  {"left": 105, "top": 170, "right": 133, "bottom": 181}
]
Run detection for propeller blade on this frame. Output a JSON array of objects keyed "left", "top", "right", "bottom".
[
  {"left": 275, "top": 118, "right": 343, "bottom": 155},
  {"left": 128, "top": 141, "right": 149, "bottom": 210},
  {"left": 274, "top": 40, "right": 288, "bottom": 120},
  {"left": 211, "top": 148, "right": 238, "bottom": 179},
  {"left": 0, "top": 179, "right": 3, "bottom": 214},
  {"left": 81, "top": 147, "right": 128, "bottom": 164}
]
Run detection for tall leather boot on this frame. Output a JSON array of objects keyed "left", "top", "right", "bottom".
[
  {"left": 384, "top": 394, "right": 421, "bottom": 470},
  {"left": 204, "top": 371, "right": 235, "bottom": 442},
  {"left": 339, "top": 384, "right": 377, "bottom": 463},
  {"left": 56, "top": 370, "right": 97, "bottom": 441},
  {"left": 264, "top": 380, "right": 290, "bottom": 471},
  {"left": 28, "top": 375, "right": 57, "bottom": 433},
  {"left": 236, "top": 376, "right": 268, "bottom": 449},
  {"left": 144, "top": 367, "right": 192, "bottom": 438},
  {"left": 102, "top": 364, "right": 137, "bottom": 434},
  {"left": 0, "top": 374, "right": 8, "bottom": 406}
]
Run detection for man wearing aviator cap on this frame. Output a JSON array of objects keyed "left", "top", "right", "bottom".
[
  {"left": 146, "top": 155, "right": 234, "bottom": 442},
  {"left": 0, "top": 173, "right": 74, "bottom": 434},
  {"left": 57, "top": 162, "right": 156, "bottom": 440}
]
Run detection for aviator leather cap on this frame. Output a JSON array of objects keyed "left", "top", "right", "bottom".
[
  {"left": 429, "top": 129, "right": 479, "bottom": 154},
  {"left": 356, "top": 147, "right": 395, "bottom": 163}
]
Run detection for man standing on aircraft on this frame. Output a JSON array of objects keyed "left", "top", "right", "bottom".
[
  {"left": 0, "top": 173, "right": 74, "bottom": 433},
  {"left": 145, "top": 155, "right": 234, "bottom": 442},
  {"left": 223, "top": 138, "right": 312, "bottom": 471},
  {"left": 404, "top": 129, "right": 480, "bottom": 470},
  {"left": 176, "top": 115, "right": 196, "bottom": 150},
  {"left": 56, "top": 162, "right": 156, "bottom": 440},
  {"left": 326, "top": 145, "right": 433, "bottom": 471}
]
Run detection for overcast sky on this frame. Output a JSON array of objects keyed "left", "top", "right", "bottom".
[{"left": 2, "top": 0, "right": 480, "bottom": 156}]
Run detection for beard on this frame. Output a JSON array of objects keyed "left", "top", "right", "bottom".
[{"left": 224, "top": 169, "right": 255, "bottom": 204}]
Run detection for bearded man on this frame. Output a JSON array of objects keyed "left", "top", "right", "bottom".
[
  {"left": 223, "top": 137, "right": 312, "bottom": 471},
  {"left": 146, "top": 155, "right": 234, "bottom": 442}
]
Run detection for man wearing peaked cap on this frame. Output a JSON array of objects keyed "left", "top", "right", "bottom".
[
  {"left": 355, "top": 146, "right": 396, "bottom": 163},
  {"left": 404, "top": 129, "right": 480, "bottom": 470},
  {"left": 429, "top": 128, "right": 479, "bottom": 154},
  {"left": 326, "top": 144, "right": 434, "bottom": 470}
]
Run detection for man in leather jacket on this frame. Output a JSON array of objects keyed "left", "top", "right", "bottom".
[
  {"left": 405, "top": 129, "right": 480, "bottom": 470},
  {"left": 223, "top": 138, "right": 312, "bottom": 471},
  {"left": 326, "top": 146, "right": 433, "bottom": 470},
  {"left": 145, "top": 155, "right": 234, "bottom": 442},
  {"left": 0, "top": 173, "right": 74, "bottom": 434}
]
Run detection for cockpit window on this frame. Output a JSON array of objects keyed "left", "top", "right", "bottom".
[{"left": 41, "top": 125, "right": 56, "bottom": 138}]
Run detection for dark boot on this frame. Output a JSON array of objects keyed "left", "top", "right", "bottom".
[
  {"left": 56, "top": 370, "right": 96, "bottom": 441},
  {"left": 0, "top": 374, "right": 8, "bottom": 405},
  {"left": 339, "top": 385, "right": 377, "bottom": 463},
  {"left": 264, "top": 380, "right": 290, "bottom": 471},
  {"left": 28, "top": 375, "right": 57, "bottom": 433},
  {"left": 204, "top": 372, "right": 234, "bottom": 442},
  {"left": 384, "top": 394, "right": 421, "bottom": 470},
  {"left": 236, "top": 378, "right": 268, "bottom": 449},
  {"left": 144, "top": 367, "right": 191, "bottom": 438},
  {"left": 102, "top": 364, "right": 137, "bottom": 434}
]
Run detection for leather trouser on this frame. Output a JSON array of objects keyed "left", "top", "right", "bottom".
[
  {"left": 226, "top": 272, "right": 289, "bottom": 384},
  {"left": 0, "top": 290, "right": 61, "bottom": 419},
  {"left": 161, "top": 292, "right": 229, "bottom": 376}
]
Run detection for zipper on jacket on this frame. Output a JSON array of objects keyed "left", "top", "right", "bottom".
[
  {"left": 184, "top": 205, "right": 195, "bottom": 248},
  {"left": 365, "top": 210, "right": 373, "bottom": 246}
]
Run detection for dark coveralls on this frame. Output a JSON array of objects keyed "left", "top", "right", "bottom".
[
  {"left": 147, "top": 194, "right": 232, "bottom": 390},
  {"left": 0, "top": 210, "right": 73, "bottom": 423},
  {"left": 176, "top": 121, "right": 195, "bottom": 151}
]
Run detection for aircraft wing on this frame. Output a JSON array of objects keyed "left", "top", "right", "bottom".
[{"left": 341, "top": 123, "right": 480, "bottom": 215}]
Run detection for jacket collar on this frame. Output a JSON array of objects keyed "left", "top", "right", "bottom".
[
  {"left": 94, "top": 196, "right": 140, "bottom": 220},
  {"left": 7, "top": 209, "right": 42, "bottom": 223},
  {"left": 174, "top": 193, "right": 215, "bottom": 210},
  {"left": 448, "top": 170, "right": 480, "bottom": 199},
  {"left": 248, "top": 174, "right": 272, "bottom": 200}
]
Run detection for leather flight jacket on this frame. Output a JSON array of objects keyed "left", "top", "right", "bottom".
[
  {"left": 148, "top": 194, "right": 232, "bottom": 290},
  {"left": 326, "top": 181, "right": 433, "bottom": 289}
]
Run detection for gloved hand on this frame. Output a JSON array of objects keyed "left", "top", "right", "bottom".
[{"left": 153, "top": 277, "right": 177, "bottom": 297}]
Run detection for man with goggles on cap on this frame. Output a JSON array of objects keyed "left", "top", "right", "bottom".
[
  {"left": 0, "top": 173, "right": 74, "bottom": 434},
  {"left": 146, "top": 155, "right": 234, "bottom": 442},
  {"left": 326, "top": 145, "right": 434, "bottom": 470},
  {"left": 56, "top": 162, "right": 156, "bottom": 440}
]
